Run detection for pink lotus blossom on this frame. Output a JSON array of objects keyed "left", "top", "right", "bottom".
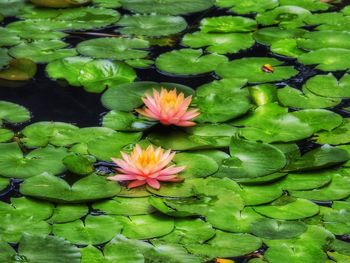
[
  {"left": 108, "top": 144, "right": 185, "bottom": 189},
  {"left": 136, "top": 88, "right": 200, "bottom": 127}
]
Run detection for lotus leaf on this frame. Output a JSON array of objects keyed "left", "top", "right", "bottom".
[
  {"left": 120, "top": 0, "right": 214, "bottom": 15},
  {"left": 271, "top": 39, "right": 305, "bottom": 58},
  {"left": 239, "top": 184, "right": 283, "bottom": 205},
  {"left": 0, "top": 100, "right": 30, "bottom": 124},
  {"left": 20, "top": 173, "right": 121, "bottom": 202},
  {"left": 215, "top": 0, "right": 278, "bottom": 14},
  {"left": 0, "top": 48, "right": 10, "bottom": 69},
  {"left": 0, "top": 27, "right": 21, "bottom": 46},
  {"left": 216, "top": 57, "right": 298, "bottom": 83},
  {"left": 315, "top": 118, "right": 350, "bottom": 145},
  {"left": 116, "top": 15, "right": 187, "bottom": 37},
  {"left": 200, "top": 16, "right": 257, "bottom": 33},
  {"left": 49, "top": 204, "right": 88, "bottom": 223},
  {"left": 0, "top": 58, "right": 37, "bottom": 81},
  {"left": 298, "top": 31, "right": 350, "bottom": 51},
  {"left": 156, "top": 48, "right": 228, "bottom": 75},
  {"left": 280, "top": 0, "right": 330, "bottom": 11},
  {"left": 254, "top": 27, "right": 307, "bottom": 46},
  {"left": 92, "top": 0, "right": 121, "bottom": 8}
]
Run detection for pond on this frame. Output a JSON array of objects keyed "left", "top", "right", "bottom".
[{"left": 1, "top": 0, "right": 350, "bottom": 262}]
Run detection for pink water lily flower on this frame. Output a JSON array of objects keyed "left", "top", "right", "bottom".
[
  {"left": 108, "top": 144, "right": 185, "bottom": 189},
  {"left": 136, "top": 88, "right": 200, "bottom": 127}
]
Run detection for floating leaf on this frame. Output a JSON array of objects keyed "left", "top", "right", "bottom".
[
  {"left": 215, "top": 0, "right": 279, "bottom": 14},
  {"left": 279, "top": 0, "right": 330, "bottom": 11},
  {"left": 0, "top": 58, "right": 37, "bottom": 80},
  {"left": 49, "top": 204, "right": 88, "bottom": 223},
  {"left": 271, "top": 39, "right": 305, "bottom": 58},
  {"left": 315, "top": 118, "right": 350, "bottom": 145},
  {"left": 239, "top": 184, "right": 283, "bottom": 205},
  {"left": 216, "top": 57, "right": 298, "bottom": 83},
  {"left": 0, "top": 27, "right": 21, "bottom": 46},
  {"left": 254, "top": 27, "right": 307, "bottom": 46},
  {"left": 76, "top": 37, "right": 149, "bottom": 60},
  {"left": 182, "top": 32, "right": 254, "bottom": 54},
  {"left": 297, "top": 31, "right": 350, "bottom": 51},
  {"left": 298, "top": 48, "right": 350, "bottom": 71},
  {"left": 0, "top": 100, "right": 30, "bottom": 124},
  {"left": 156, "top": 48, "right": 227, "bottom": 76},
  {"left": 53, "top": 215, "right": 123, "bottom": 245},
  {"left": 0, "top": 48, "right": 11, "bottom": 69},
  {"left": 0, "top": 142, "right": 67, "bottom": 178},
  {"left": 193, "top": 78, "right": 251, "bottom": 123},
  {"left": 254, "top": 197, "right": 319, "bottom": 220},
  {"left": 120, "top": 0, "right": 214, "bottom": 15},
  {"left": 116, "top": 15, "right": 187, "bottom": 37},
  {"left": 305, "top": 73, "right": 350, "bottom": 98},
  {"left": 20, "top": 173, "right": 121, "bottom": 203},
  {"left": 200, "top": 16, "right": 257, "bottom": 33},
  {"left": 9, "top": 40, "right": 77, "bottom": 63}
]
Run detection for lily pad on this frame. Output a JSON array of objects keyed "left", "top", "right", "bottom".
[
  {"left": 93, "top": 197, "right": 154, "bottom": 216},
  {"left": 20, "top": 173, "right": 121, "bottom": 203},
  {"left": 0, "top": 27, "right": 21, "bottom": 47},
  {"left": 0, "top": 48, "right": 11, "bottom": 69},
  {"left": 271, "top": 39, "right": 305, "bottom": 58},
  {"left": 249, "top": 218, "right": 307, "bottom": 239},
  {"left": 116, "top": 15, "right": 187, "bottom": 37},
  {"left": 256, "top": 6, "right": 311, "bottom": 28},
  {"left": 304, "top": 73, "right": 350, "bottom": 98},
  {"left": 214, "top": 137, "right": 286, "bottom": 179},
  {"left": 290, "top": 172, "right": 350, "bottom": 201},
  {"left": 280, "top": 0, "right": 330, "bottom": 11},
  {"left": 315, "top": 118, "right": 350, "bottom": 145},
  {"left": 215, "top": 0, "right": 279, "bottom": 14},
  {"left": 120, "top": 0, "right": 214, "bottom": 15},
  {"left": 156, "top": 48, "right": 228, "bottom": 76},
  {"left": 193, "top": 78, "right": 251, "bottom": 123},
  {"left": 239, "top": 184, "right": 283, "bottom": 205},
  {"left": 254, "top": 27, "right": 307, "bottom": 46},
  {"left": 298, "top": 48, "right": 350, "bottom": 71},
  {"left": 49, "top": 204, "right": 89, "bottom": 223},
  {"left": 216, "top": 57, "right": 298, "bottom": 83},
  {"left": 284, "top": 145, "right": 349, "bottom": 172},
  {"left": 298, "top": 31, "right": 350, "bottom": 51},
  {"left": 200, "top": 16, "right": 257, "bottom": 33},
  {"left": 101, "top": 81, "right": 194, "bottom": 111},
  {"left": 9, "top": 40, "right": 77, "bottom": 63},
  {"left": 0, "top": 142, "right": 67, "bottom": 178},
  {"left": 0, "top": 129, "right": 15, "bottom": 142},
  {"left": 53, "top": 215, "right": 123, "bottom": 245},
  {"left": 254, "top": 196, "right": 319, "bottom": 220},
  {"left": 0, "top": 100, "right": 30, "bottom": 124},
  {"left": 0, "top": 58, "right": 37, "bottom": 81},
  {"left": 182, "top": 32, "right": 254, "bottom": 54},
  {"left": 76, "top": 37, "right": 149, "bottom": 60},
  {"left": 277, "top": 85, "right": 341, "bottom": 109},
  {"left": 186, "top": 230, "right": 262, "bottom": 258}
]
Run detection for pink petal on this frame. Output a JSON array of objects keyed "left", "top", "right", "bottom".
[
  {"left": 176, "top": 121, "right": 197, "bottom": 127},
  {"left": 128, "top": 180, "right": 146, "bottom": 188},
  {"left": 146, "top": 178, "right": 160, "bottom": 189},
  {"left": 157, "top": 175, "right": 183, "bottom": 182},
  {"left": 108, "top": 174, "right": 138, "bottom": 181},
  {"left": 158, "top": 165, "right": 186, "bottom": 176}
]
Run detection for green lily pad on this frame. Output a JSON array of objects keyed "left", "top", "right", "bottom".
[
  {"left": 200, "top": 16, "right": 257, "bottom": 33},
  {"left": 49, "top": 204, "right": 88, "bottom": 223},
  {"left": 47, "top": 57, "right": 136, "bottom": 92},
  {"left": 315, "top": 118, "right": 350, "bottom": 145},
  {"left": 173, "top": 152, "right": 218, "bottom": 178},
  {"left": 182, "top": 32, "right": 254, "bottom": 54},
  {"left": 0, "top": 0, "right": 24, "bottom": 17},
  {"left": 102, "top": 110, "right": 156, "bottom": 131},
  {"left": 277, "top": 85, "right": 341, "bottom": 109},
  {"left": 0, "top": 177, "right": 9, "bottom": 191},
  {"left": 93, "top": 197, "right": 154, "bottom": 216},
  {"left": 146, "top": 179, "right": 195, "bottom": 198},
  {"left": 87, "top": 132, "right": 142, "bottom": 161},
  {"left": 186, "top": 230, "right": 262, "bottom": 258},
  {"left": 214, "top": 137, "right": 286, "bottom": 179},
  {"left": 101, "top": 81, "right": 194, "bottom": 111},
  {"left": 239, "top": 183, "right": 283, "bottom": 205},
  {"left": 159, "top": 218, "right": 215, "bottom": 245},
  {"left": 322, "top": 203, "right": 350, "bottom": 235},
  {"left": 284, "top": 145, "right": 349, "bottom": 172},
  {"left": 280, "top": 0, "right": 330, "bottom": 11},
  {"left": 92, "top": 0, "right": 121, "bottom": 8},
  {"left": 256, "top": 6, "right": 311, "bottom": 28},
  {"left": 278, "top": 170, "right": 333, "bottom": 191},
  {"left": 216, "top": 57, "right": 298, "bottom": 83},
  {"left": 16, "top": 234, "right": 81, "bottom": 263},
  {"left": 17, "top": 6, "right": 120, "bottom": 30},
  {"left": 76, "top": 37, "right": 149, "bottom": 60},
  {"left": 156, "top": 48, "right": 228, "bottom": 76},
  {"left": 63, "top": 153, "right": 94, "bottom": 175},
  {"left": 53, "top": 215, "right": 123, "bottom": 245},
  {"left": 193, "top": 78, "right": 251, "bottom": 123},
  {"left": 20, "top": 173, "right": 121, "bottom": 203},
  {"left": 0, "top": 100, "right": 30, "bottom": 124},
  {"left": 249, "top": 218, "right": 307, "bottom": 239},
  {"left": 120, "top": 0, "right": 214, "bottom": 15},
  {"left": 0, "top": 142, "right": 67, "bottom": 178},
  {"left": 0, "top": 213, "right": 50, "bottom": 242},
  {"left": 304, "top": 73, "right": 350, "bottom": 98},
  {"left": 9, "top": 40, "right": 77, "bottom": 63},
  {"left": 0, "top": 128, "right": 12, "bottom": 142},
  {"left": 254, "top": 196, "right": 319, "bottom": 220},
  {"left": 0, "top": 48, "right": 11, "bottom": 69},
  {"left": 290, "top": 172, "right": 350, "bottom": 201},
  {"left": 298, "top": 48, "right": 350, "bottom": 71},
  {"left": 116, "top": 15, "right": 187, "bottom": 37},
  {"left": 271, "top": 39, "right": 306, "bottom": 58},
  {"left": 0, "top": 27, "right": 21, "bottom": 47},
  {"left": 298, "top": 31, "right": 350, "bottom": 51},
  {"left": 119, "top": 214, "right": 174, "bottom": 239},
  {"left": 254, "top": 27, "right": 307, "bottom": 46},
  {"left": 215, "top": 0, "right": 278, "bottom": 14}
]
